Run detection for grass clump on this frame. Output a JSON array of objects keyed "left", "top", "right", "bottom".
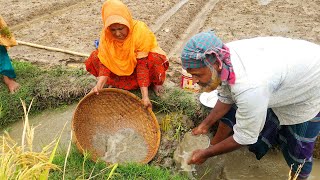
[
  {"left": 115, "top": 163, "right": 187, "bottom": 180},
  {"left": 160, "top": 112, "right": 189, "bottom": 141},
  {"left": 150, "top": 87, "right": 210, "bottom": 125},
  {"left": 0, "top": 61, "right": 94, "bottom": 128},
  {"left": 152, "top": 87, "right": 198, "bottom": 116},
  {"left": 50, "top": 145, "right": 188, "bottom": 180}
]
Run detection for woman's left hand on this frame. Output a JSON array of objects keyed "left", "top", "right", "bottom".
[{"left": 142, "top": 97, "right": 152, "bottom": 109}]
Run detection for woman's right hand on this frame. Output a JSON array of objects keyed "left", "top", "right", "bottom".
[
  {"left": 91, "top": 76, "right": 108, "bottom": 95},
  {"left": 142, "top": 97, "right": 152, "bottom": 109},
  {"left": 90, "top": 85, "right": 101, "bottom": 95},
  {"left": 192, "top": 124, "right": 209, "bottom": 135}
]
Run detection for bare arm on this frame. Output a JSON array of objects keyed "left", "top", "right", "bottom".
[
  {"left": 206, "top": 136, "right": 242, "bottom": 156},
  {"left": 140, "top": 86, "right": 152, "bottom": 109},
  {"left": 193, "top": 100, "right": 232, "bottom": 135},
  {"left": 91, "top": 76, "right": 108, "bottom": 95},
  {"left": 188, "top": 136, "right": 242, "bottom": 165}
]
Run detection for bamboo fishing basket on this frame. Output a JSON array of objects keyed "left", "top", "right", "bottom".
[{"left": 72, "top": 88, "right": 160, "bottom": 163}]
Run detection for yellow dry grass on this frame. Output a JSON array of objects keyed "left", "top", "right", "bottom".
[
  {"left": 0, "top": 99, "right": 61, "bottom": 180},
  {"left": 160, "top": 114, "right": 173, "bottom": 132},
  {"left": 287, "top": 160, "right": 305, "bottom": 180}
]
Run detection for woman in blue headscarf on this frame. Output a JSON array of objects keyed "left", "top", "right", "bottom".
[{"left": 0, "top": 15, "right": 19, "bottom": 94}]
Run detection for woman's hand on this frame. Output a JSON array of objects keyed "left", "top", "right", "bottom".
[
  {"left": 142, "top": 97, "right": 152, "bottom": 109},
  {"left": 140, "top": 86, "right": 152, "bottom": 109},
  {"left": 188, "top": 149, "right": 209, "bottom": 165},
  {"left": 91, "top": 76, "right": 108, "bottom": 95}
]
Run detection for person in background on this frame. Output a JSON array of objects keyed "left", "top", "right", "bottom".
[
  {"left": 181, "top": 31, "right": 320, "bottom": 180},
  {"left": 0, "top": 15, "right": 19, "bottom": 94},
  {"left": 85, "top": 0, "right": 169, "bottom": 109}
]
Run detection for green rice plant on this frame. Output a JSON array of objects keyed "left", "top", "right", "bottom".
[
  {"left": 0, "top": 99, "right": 118, "bottom": 180},
  {"left": 173, "top": 123, "right": 184, "bottom": 142},
  {"left": 160, "top": 114, "right": 172, "bottom": 132},
  {"left": 0, "top": 99, "right": 62, "bottom": 179},
  {"left": 160, "top": 112, "right": 188, "bottom": 141},
  {"left": 174, "top": 113, "right": 187, "bottom": 140},
  {"left": 172, "top": 115, "right": 188, "bottom": 142}
]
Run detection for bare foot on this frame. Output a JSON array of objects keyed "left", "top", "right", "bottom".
[
  {"left": 153, "top": 85, "right": 164, "bottom": 96},
  {"left": 3, "top": 76, "right": 20, "bottom": 94}
]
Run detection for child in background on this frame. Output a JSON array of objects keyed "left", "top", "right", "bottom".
[{"left": 0, "top": 15, "right": 19, "bottom": 94}]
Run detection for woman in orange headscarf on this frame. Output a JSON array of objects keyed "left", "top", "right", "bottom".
[{"left": 85, "top": 0, "right": 169, "bottom": 109}]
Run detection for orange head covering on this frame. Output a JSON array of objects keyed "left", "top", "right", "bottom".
[{"left": 98, "top": 0, "right": 166, "bottom": 76}]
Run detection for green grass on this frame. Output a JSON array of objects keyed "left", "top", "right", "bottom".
[
  {"left": 0, "top": 61, "right": 94, "bottom": 128},
  {"left": 50, "top": 146, "right": 188, "bottom": 180},
  {"left": 0, "top": 61, "right": 210, "bottom": 129},
  {"left": 150, "top": 88, "right": 211, "bottom": 125}
]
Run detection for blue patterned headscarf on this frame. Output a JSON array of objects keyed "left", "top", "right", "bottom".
[{"left": 181, "top": 31, "right": 236, "bottom": 85}]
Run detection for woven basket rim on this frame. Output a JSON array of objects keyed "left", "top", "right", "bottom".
[{"left": 71, "top": 88, "right": 161, "bottom": 163}]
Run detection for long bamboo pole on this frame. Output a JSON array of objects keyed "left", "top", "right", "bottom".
[{"left": 16, "top": 40, "right": 90, "bottom": 57}]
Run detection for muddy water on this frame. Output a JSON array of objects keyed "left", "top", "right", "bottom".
[
  {"left": 93, "top": 128, "right": 148, "bottom": 163},
  {"left": 194, "top": 147, "right": 320, "bottom": 180},
  {"left": 174, "top": 132, "right": 210, "bottom": 172},
  {"left": 1, "top": 104, "right": 76, "bottom": 152},
  {"left": 2, "top": 104, "right": 319, "bottom": 179}
]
